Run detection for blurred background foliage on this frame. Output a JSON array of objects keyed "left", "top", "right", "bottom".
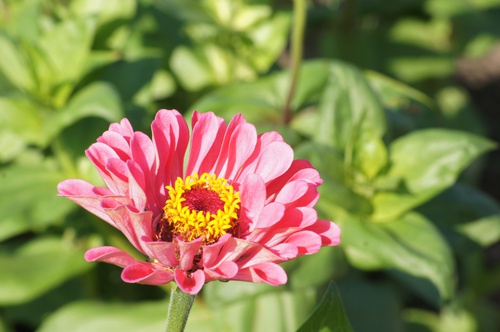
[{"left": 1, "top": 0, "right": 500, "bottom": 331}]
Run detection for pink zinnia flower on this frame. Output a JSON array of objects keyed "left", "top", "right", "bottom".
[{"left": 58, "top": 110, "right": 340, "bottom": 294}]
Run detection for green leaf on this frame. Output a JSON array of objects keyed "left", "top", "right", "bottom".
[
  {"left": 338, "top": 213, "right": 455, "bottom": 300},
  {"left": 46, "top": 82, "right": 123, "bottom": 143},
  {"left": 37, "top": 17, "right": 95, "bottom": 87},
  {"left": 0, "top": 96, "right": 46, "bottom": 148},
  {"left": 313, "top": 61, "right": 386, "bottom": 151},
  {"left": 418, "top": 184, "right": 500, "bottom": 247},
  {"left": 203, "top": 282, "right": 317, "bottom": 332},
  {"left": 372, "top": 129, "right": 496, "bottom": 221},
  {"left": 0, "top": 237, "right": 90, "bottom": 305},
  {"left": 297, "top": 282, "right": 353, "bottom": 332},
  {"left": 0, "top": 164, "right": 73, "bottom": 241},
  {"left": 352, "top": 127, "right": 388, "bottom": 180},
  {"left": 0, "top": 32, "right": 34, "bottom": 91},
  {"left": 38, "top": 300, "right": 167, "bottom": 332}
]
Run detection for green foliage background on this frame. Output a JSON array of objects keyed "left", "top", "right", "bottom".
[{"left": 1, "top": 0, "right": 500, "bottom": 331}]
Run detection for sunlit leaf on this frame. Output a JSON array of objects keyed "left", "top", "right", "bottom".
[
  {"left": 0, "top": 164, "right": 73, "bottom": 241},
  {"left": 338, "top": 213, "right": 455, "bottom": 300},
  {"left": 314, "top": 61, "right": 386, "bottom": 151},
  {"left": 38, "top": 300, "right": 167, "bottom": 332},
  {"left": 46, "top": 82, "right": 123, "bottom": 143},
  {"left": 418, "top": 183, "right": 500, "bottom": 247},
  {"left": 0, "top": 237, "right": 90, "bottom": 305},
  {"left": 372, "top": 129, "right": 496, "bottom": 221}
]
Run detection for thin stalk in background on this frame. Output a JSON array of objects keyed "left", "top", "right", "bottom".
[{"left": 283, "top": 0, "right": 307, "bottom": 124}]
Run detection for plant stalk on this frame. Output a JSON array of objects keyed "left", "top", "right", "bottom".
[
  {"left": 165, "top": 286, "right": 196, "bottom": 332},
  {"left": 283, "top": 0, "right": 307, "bottom": 124}
]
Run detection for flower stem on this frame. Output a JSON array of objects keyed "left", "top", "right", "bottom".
[
  {"left": 165, "top": 286, "right": 196, "bottom": 332},
  {"left": 283, "top": 0, "right": 307, "bottom": 124}
]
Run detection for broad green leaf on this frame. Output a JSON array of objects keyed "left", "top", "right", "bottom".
[
  {"left": 338, "top": 213, "right": 455, "bottom": 300},
  {"left": 297, "top": 282, "right": 353, "bottom": 332},
  {"left": 0, "top": 237, "right": 90, "bottom": 305},
  {"left": 0, "top": 0, "right": 42, "bottom": 41},
  {"left": 171, "top": 44, "right": 256, "bottom": 91},
  {"left": 404, "top": 306, "right": 477, "bottom": 332},
  {"left": 38, "top": 300, "right": 167, "bottom": 332},
  {"left": 69, "top": 0, "right": 136, "bottom": 28},
  {"left": 314, "top": 61, "right": 386, "bottom": 152},
  {"left": 0, "top": 32, "right": 34, "bottom": 91},
  {"left": 204, "top": 282, "right": 317, "bottom": 332},
  {"left": 372, "top": 129, "right": 495, "bottom": 221},
  {"left": 352, "top": 127, "right": 388, "bottom": 180},
  {"left": 0, "top": 164, "right": 74, "bottom": 241},
  {"left": 37, "top": 17, "right": 95, "bottom": 87},
  {"left": 0, "top": 97, "right": 46, "bottom": 146},
  {"left": 418, "top": 184, "right": 500, "bottom": 247},
  {"left": 46, "top": 82, "right": 123, "bottom": 143},
  {"left": 365, "top": 70, "right": 440, "bottom": 139}
]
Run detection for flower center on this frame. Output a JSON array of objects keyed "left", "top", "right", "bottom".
[{"left": 159, "top": 172, "right": 240, "bottom": 244}]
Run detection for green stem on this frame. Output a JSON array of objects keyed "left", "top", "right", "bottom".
[
  {"left": 282, "top": 0, "right": 307, "bottom": 124},
  {"left": 165, "top": 286, "right": 196, "bottom": 332}
]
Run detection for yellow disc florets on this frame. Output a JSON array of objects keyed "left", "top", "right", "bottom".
[{"left": 160, "top": 172, "right": 240, "bottom": 244}]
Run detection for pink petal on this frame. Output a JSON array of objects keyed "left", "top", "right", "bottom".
[
  {"left": 143, "top": 240, "right": 179, "bottom": 267},
  {"left": 177, "top": 237, "right": 204, "bottom": 271},
  {"left": 266, "top": 159, "right": 322, "bottom": 197},
  {"left": 97, "top": 130, "right": 131, "bottom": 161},
  {"left": 174, "top": 269, "right": 205, "bottom": 294},
  {"left": 57, "top": 179, "right": 126, "bottom": 225},
  {"left": 205, "top": 261, "right": 238, "bottom": 280},
  {"left": 235, "top": 262, "right": 287, "bottom": 286},
  {"left": 239, "top": 174, "right": 266, "bottom": 234},
  {"left": 215, "top": 121, "right": 257, "bottom": 179},
  {"left": 103, "top": 205, "right": 154, "bottom": 255},
  {"left": 269, "top": 243, "right": 298, "bottom": 259},
  {"left": 306, "top": 220, "right": 341, "bottom": 246},
  {"left": 284, "top": 230, "right": 322, "bottom": 255},
  {"left": 186, "top": 112, "right": 225, "bottom": 176},
  {"left": 84, "top": 246, "right": 138, "bottom": 268},
  {"left": 151, "top": 109, "right": 189, "bottom": 203},
  {"left": 108, "top": 118, "right": 134, "bottom": 137},
  {"left": 122, "top": 262, "right": 174, "bottom": 285}
]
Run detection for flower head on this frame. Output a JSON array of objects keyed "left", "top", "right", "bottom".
[{"left": 58, "top": 110, "right": 340, "bottom": 294}]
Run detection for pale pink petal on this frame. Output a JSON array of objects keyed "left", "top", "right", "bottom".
[
  {"left": 284, "top": 230, "right": 322, "bottom": 255},
  {"left": 174, "top": 269, "right": 205, "bottom": 294},
  {"left": 239, "top": 174, "right": 266, "bottom": 234},
  {"left": 97, "top": 130, "right": 131, "bottom": 160},
  {"left": 186, "top": 112, "right": 225, "bottom": 175},
  {"left": 86, "top": 143, "right": 127, "bottom": 194},
  {"left": 306, "top": 220, "right": 341, "bottom": 246},
  {"left": 177, "top": 238, "right": 204, "bottom": 271},
  {"left": 84, "top": 246, "right": 138, "bottom": 268},
  {"left": 201, "top": 233, "right": 234, "bottom": 267},
  {"left": 151, "top": 110, "right": 189, "bottom": 204},
  {"left": 57, "top": 179, "right": 128, "bottom": 225},
  {"left": 205, "top": 261, "right": 238, "bottom": 280},
  {"left": 215, "top": 122, "right": 257, "bottom": 179},
  {"left": 269, "top": 243, "right": 298, "bottom": 259},
  {"left": 235, "top": 262, "right": 287, "bottom": 286},
  {"left": 239, "top": 139, "right": 294, "bottom": 183},
  {"left": 143, "top": 240, "right": 179, "bottom": 267},
  {"left": 104, "top": 206, "right": 154, "bottom": 255},
  {"left": 266, "top": 159, "right": 322, "bottom": 197},
  {"left": 126, "top": 160, "right": 147, "bottom": 211},
  {"left": 122, "top": 262, "right": 174, "bottom": 285},
  {"left": 108, "top": 118, "right": 134, "bottom": 137}
]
